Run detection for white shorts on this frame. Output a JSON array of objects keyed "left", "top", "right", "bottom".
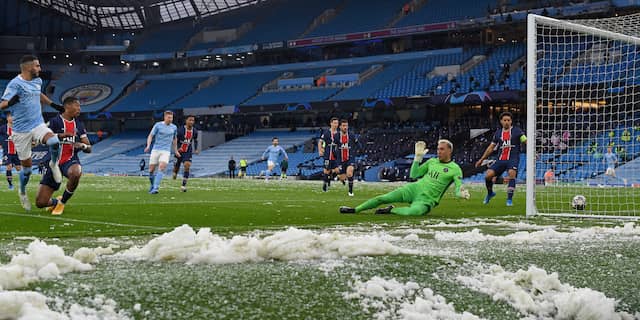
[
  {"left": 12, "top": 123, "right": 53, "bottom": 161},
  {"left": 267, "top": 160, "right": 277, "bottom": 168},
  {"left": 605, "top": 167, "right": 616, "bottom": 175},
  {"left": 150, "top": 150, "right": 170, "bottom": 165}
]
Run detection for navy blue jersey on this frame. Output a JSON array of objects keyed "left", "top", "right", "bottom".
[
  {"left": 0, "top": 124, "right": 16, "bottom": 156},
  {"left": 491, "top": 127, "right": 526, "bottom": 161},
  {"left": 48, "top": 115, "right": 87, "bottom": 164},
  {"left": 337, "top": 130, "right": 357, "bottom": 163},
  {"left": 319, "top": 128, "right": 339, "bottom": 160},
  {"left": 177, "top": 126, "right": 197, "bottom": 154}
]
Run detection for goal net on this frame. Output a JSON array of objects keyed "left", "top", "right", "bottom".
[{"left": 527, "top": 13, "right": 640, "bottom": 219}]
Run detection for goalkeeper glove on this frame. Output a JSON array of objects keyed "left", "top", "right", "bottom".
[
  {"left": 7, "top": 95, "right": 19, "bottom": 107},
  {"left": 414, "top": 141, "right": 427, "bottom": 162},
  {"left": 50, "top": 102, "right": 64, "bottom": 113},
  {"left": 459, "top": 187, "right": 470, "bottom": 200}
]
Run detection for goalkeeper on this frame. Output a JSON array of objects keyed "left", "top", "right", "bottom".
[{"left": 340, "top": 139, "right": 469, "bottom": 215}]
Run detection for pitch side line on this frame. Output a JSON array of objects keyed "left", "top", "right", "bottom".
[{"left": 0, "top": 211, "right": 170, "bottom": 230}]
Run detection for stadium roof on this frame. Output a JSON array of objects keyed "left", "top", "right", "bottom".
[{"left": 25, "top": 0, "right": 263, "bottom": 30}]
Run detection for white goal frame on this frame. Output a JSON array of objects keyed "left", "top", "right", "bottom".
[{"left": 526, "top": 14, "right": 640, "bottom": 219}]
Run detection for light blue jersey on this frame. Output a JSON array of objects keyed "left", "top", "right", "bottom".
[
  {"left": 150, "top": 121, "right": 177, "bottom": 152},
  {"left": 2, "top": 75, "right": 44, "bottom": 132},
  {"left": 263, "top": 145, "right": 288, "bottom": 162},
  {"left": 604, "top": 152, "right": 618, "bottom": 168}
]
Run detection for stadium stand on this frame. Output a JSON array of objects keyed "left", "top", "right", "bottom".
[
  {"left": 396, "top": 0, "right": 496, "bottom": 27},
  {"left": 306, "top": 0, "right": 402, "bottom": 37},
  {"left": 109, "top": 77, "right": 207, "bottom": 112},
  {"left": 48, "top": 71, "right": 137, "bottom": 113}
]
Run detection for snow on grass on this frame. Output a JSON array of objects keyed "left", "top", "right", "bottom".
[
  {"left": 344, "top": 276, "right": 483, "bottom": 320},
  {"left": 457, "top": 264, "right": 638, "bottom": 320},
  {"left": 115, "top": 224, "right": 418, "bottom": 264}
]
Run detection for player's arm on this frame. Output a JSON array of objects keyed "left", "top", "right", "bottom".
[
  {"left": 193, "top": 132, "right": 200, "bottom": 154},
  {"left": 475, "top": 142, "right": 496, "bottom": 167},
  {"left": 144, "top": 127, "right": 155, "bottom": 153},
  {"left": 1, "top": 83, "right": 20, "bottom": 110},
  {"left": 173, "top": 137, "right": 180, "bottom": 157},
  {"left": 453, "top": 166, "right": 469, "bottom": 199},
  {"left": 281, "top": 147, "right": 288, "bottom": 160},
  {"left": 39, "top": 93, "right": 64, "bottom": 112}
]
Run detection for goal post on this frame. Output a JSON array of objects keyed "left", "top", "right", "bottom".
[{"left": 527, "top": 13, "right": 640, "bottom": 219}]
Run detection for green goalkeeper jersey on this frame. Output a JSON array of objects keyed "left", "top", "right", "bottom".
[{"left": 410, "top": 157, "right": 463, "bottom": 205}]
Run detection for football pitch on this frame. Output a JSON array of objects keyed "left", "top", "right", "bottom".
[{"left": 1, "top": 177, "right": 639, "bottom": 319}]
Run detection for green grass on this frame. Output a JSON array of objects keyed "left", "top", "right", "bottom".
[
  {"left": 0, "top": 176, "right": 526, "bottom": 239},
  {"left": 1, "top": 177, "right": 639, "bottom": 319}
]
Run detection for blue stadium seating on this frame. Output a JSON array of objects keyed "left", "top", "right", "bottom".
[
  {"left": 373, "top": 48, "right": 482, "bottom": 98},
  {"left": 176, "top": 72, "right": 280, "bottom": 108},
  {"left": 396, "top": 0, "right": 495, "bottom": 27},
  {"left": 435, "top": 44, "right": 525, "bottom": 95},
  {"left": 109, "top": 77, "right": 206, "bottom": 112},
  {"left": 229, "top": 0, "right": 341, "bottom": 45},
  {"left": 330, "top": 60, "right": 421, "bottom": 100},
  {"left": 190, "top": 129, "right": 316, "bottom": 177},
  {"left": 133, "top": 23, "right": 195, "bottom": 54},
  {"left": 307, "top": 0, "right": 402, "bottom": 37}
]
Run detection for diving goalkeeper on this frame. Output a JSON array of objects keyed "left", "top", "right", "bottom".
[{"left": 340, "top": 139, "right": 469, "bottom": 215}]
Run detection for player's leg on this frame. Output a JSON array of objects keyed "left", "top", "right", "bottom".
[
  {"left": 181, "top": 160, "right": 191, "bottom": 192},
  {"left": 40, "top": 127, "right": 62, "bottom": 183},
  {"left": 172, "top": 156, "right": 181, "bottom": 179},
  {"left": 346, "top": 164, "right": 355, "bottom": 196},
  {"left": 506, "top": 169, "right": 517, "bottom": 206},
  {"left": 51, "top": 163, "right": 81, "bottom": 215},
  {"left": 343, "top": 183, "right": 414, "bottom": 213},
  {"left": 151, "top": 154, "right": 169, "bottom": 193},
  {"left": 322, "top": 160, "right": 334, "bottom": 191},
  {"left": 35, "top": 164, "right": 61, "bottom": 212},
  {"left": 484, "top": 164, "right": 503, "bottom": 204},
  {"left": 148, "top": 151, "right": 160, "bottom": 192},
  {"left": 390, "top": 201, "right": 431, "bottom": 216},
  {"left": 5, "top": 162, "right": 13, "bottom": 190},
  {"left": 13, "top": 132, "right": 34, "bottom": 210}
]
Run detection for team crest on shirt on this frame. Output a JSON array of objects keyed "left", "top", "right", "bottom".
[
  {"left": 443, "top": 168, "right": 449, "bottom": 172},
  {"left": 62, "top": 84, "right": 112, "bottom": 106}
]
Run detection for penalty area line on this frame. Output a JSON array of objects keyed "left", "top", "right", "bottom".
[{"left": 0, "top": 211, "right": 170, "bottom": 230}]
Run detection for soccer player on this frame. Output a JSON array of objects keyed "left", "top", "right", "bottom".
[
  {"left": 228, "top": 156, "right": 236, "bottom": 179},
  {"left": 544, "top": 167, "right": 556, "bottom": 186},
  {"left": 0, "top": 112, "right": 21, "bottom": 190},
  {"left": 35, "top": 97, "right": 91, "bottom": 215},
  {"left": 172, "top": 115, "right": 199, "bottom": 192},
  {"left": 475, "top": 112, "right": 526, "bottom": 207},
  {"left": 340, "top": 139, "right": 469, "bottom": 215},
  {"left": 337, "top": 119, "right": 357, "bottom": 196},
  {"left": 0, "top": 55, "right": 65, "bottom": 211},
  {"left": 318, "top": 117, "right": 340, "bottom": 192},
  {"left": 603, "top": 146, "right": 627, "bottom": 186},
  {"left": 145, "top": 110, "right": 178, "bottom": 194},
  {"left": 261, "top": 137, "right": 288, "bottom": 181}
]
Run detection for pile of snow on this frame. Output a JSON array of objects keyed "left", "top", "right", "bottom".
[
  {"left": 457, "top": 264, "right": 637, "bottom": 320},
  {"left": 435, "top": 222, "right": 640, "bottom": 243},
  {"left": 0, "top": 240, "right": 94, "bottom": 290},
  {"left": 344, "top": 276, "right": 482, "bottom": 320},
  {"left": 0, "top": 291, "right": 130, "bottom": 320},
  {"left": 116, "top": 225, "right": 417, "bottom": 264}
]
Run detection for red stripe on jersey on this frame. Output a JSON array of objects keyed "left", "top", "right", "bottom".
[
  {"left": 7, "top": 126, "right": 15, "bottom": 154},
  {"left": 60, "top": 119, "right": 76, "bottom": 164},
  {"left": 179, "top": 128, "right": 192, "bottom": 153},
  {"left": 499, "top": 129, "right": 512, "bottom": 161},
  {"left": 329, "top": 131, "right": 337, "bottom": 161},
  {"left": 340, "top": 133, "right": 349, "bottom": 161}
]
